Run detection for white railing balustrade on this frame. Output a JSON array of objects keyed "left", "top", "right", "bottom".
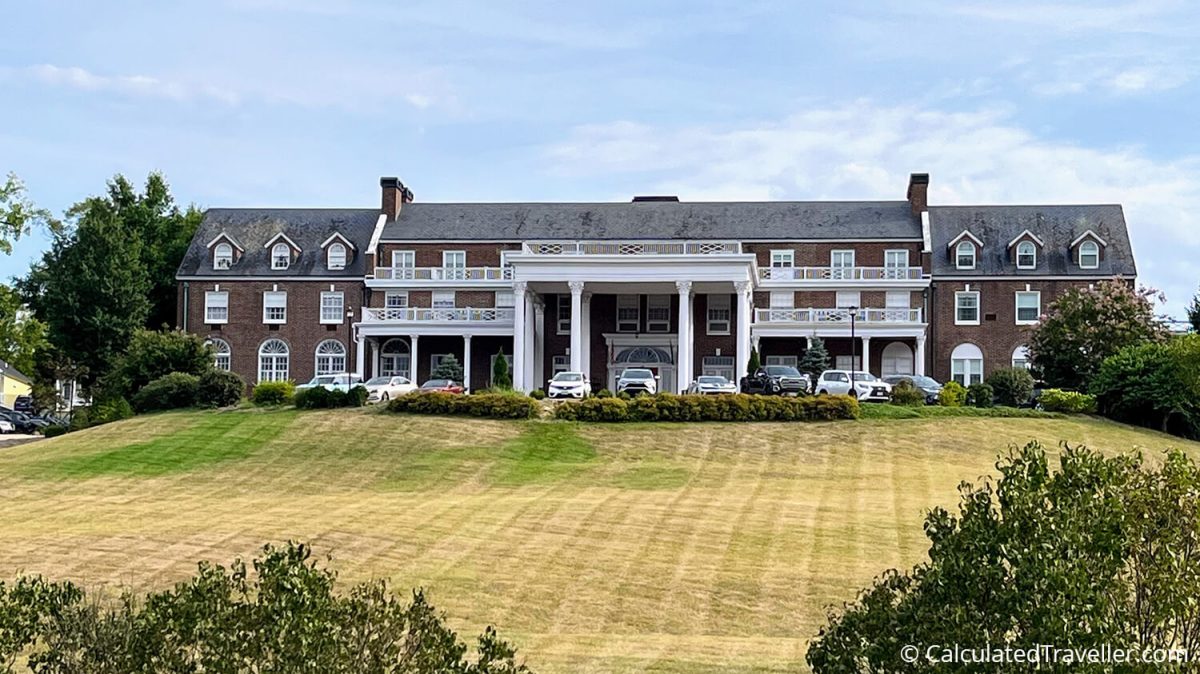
[
  {"left": 755, "top": 307, "right": 923, "bottom": 323},
  {"left": 524, "top": 241, "right": 741, "bottom": 255},
  {"left": 373, "top": 266, "right": 512, "bottom": 281},
  {"left": 759, "top": 266, "right": 925, "bottom": 281},
  {"left": 362, "top": 307, "right": 516, "bottom": 323}
]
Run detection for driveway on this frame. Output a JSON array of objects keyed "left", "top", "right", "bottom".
[{"left": 0, "top": 433, "right": 42, "bottom": 449}]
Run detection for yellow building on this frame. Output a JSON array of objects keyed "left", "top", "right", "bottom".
[{"left": 0, "top": 363, "right": 32, "bottom": 409}]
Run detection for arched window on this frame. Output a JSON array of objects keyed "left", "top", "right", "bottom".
[
  {"left": 213, "top": 242, "right": 233, "bottom": 269},
  {"left": 258, "top": 339, "right": 290, "bottom": 382},
  {"left": 1016, "top": 241, "right": 1036, "bottom": 269},
  {"left": 271, "top": 242, "right": 291, "bottom": 270},
  {"left": 1012, "top": 345, "right": 1031, "bottom": 370},
  {"left": 950, "top": 343, "right": 984, "bottom": 386},
  {"left": 1079, "top": 240, "right": 1099, "bottom": 269},
  {"left": 881, "top": 342, "right": 914, "bottom": 377},
  {"left": 380, "top": 339, "right": 411, "bottom": 378},
  {"left": 207, "top": 338, "right": 231, "bottom": 371},
  {"left": 955, "top": 241, "right": 976, "bottom": 269},
  {"left": 327, "top": 242, "right": 347, "bottom": 270},
  {"left": 315, "top": 339, "right": 346, "bottom": 375},
  {"left": 613, "top": 346, "right": 673, "bottom": 364}
]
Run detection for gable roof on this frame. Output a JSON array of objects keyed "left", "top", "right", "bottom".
[
  {"left": 379, "top": 201, "right": 923, "bottom": 241},
  {"left": 177, "top": 209, "right": 379, "bottom": 278},
  {"left": 206, "top": 232, "right": 244, "bottom": 252},
  {"left": 320, "top": 232, "right": 357, "bottom": 250},
  {"left": 1007, "top": 229, "right": 1045, "bottom": 248},
  {"left": 946, "top": 229, "right": 984, "bottom": 249},
  {"left": 263, "top": 232, "right": 301, "bottom": 251},
  {"left": 0, "top": 361, "right": 30, "bottom": 385},
  {"left": 1070, "top": 229, "right": 1108, "bottom": 247},
  {"left": 929, "top": 205, "right": 1136, "bottom": 276}
]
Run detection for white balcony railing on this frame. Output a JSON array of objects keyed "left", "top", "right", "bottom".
[
  {"left": 373, "top": 266, "right": 512, "bottom": 281},
  {"left": 524, "top": 241, "right": 741, "bottom": 256},
  {"left": 759, "top": 266, "right": 924, "bottom": 281},
  {"left": 755, "top": 307, "right": 924, "bottom": 323},
  {"left": 362, "top": 307, "right": 515, "bottom": 323}
]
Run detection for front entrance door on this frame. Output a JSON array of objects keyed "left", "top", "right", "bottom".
[{"left": 608, "top": 344, "right": 676, "bottom": 393}]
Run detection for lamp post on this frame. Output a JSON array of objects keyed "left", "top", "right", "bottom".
[{"left": 848, "top": 305, "right": 859, "bottom": 374}]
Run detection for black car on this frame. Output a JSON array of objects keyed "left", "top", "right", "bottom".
[
  {"left": 882, "top": 375, "right": 944, "bottom": 404},
  {"left": 0, "top": 410, "right": 47, "bottom": 434},
  {"left": 12, "top": 395, "right": 34, "bottom": 413},
  {"left": 740, "top": 365, "right": 810, "bottom": 395}
]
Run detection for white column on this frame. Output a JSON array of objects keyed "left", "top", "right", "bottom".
[
  {"left": 915, "top": 335, "right": 926, "bottom": 376},
  {"left": 533, "top": 302, "right": 546, "bottom": 390},
  {"left": 735, "top": 281, "right": 752, "bottom": 379},
  {"left": 512, "top": 281, "right": 527, "bottom": 391},
  {"left": 354, "top": 332, "right": 365, "bottom": 378},
  {"left": 371, "top": 338, "right": 380, "bottom": 378},
  {"left": 410, "top": 335, "right": 420, "bottom": 383},
  {"left": 861, "top": 336, "right": 872, "bottom": 375},
  {"left": 687, "top": 291, "right": 696, "bottom": 383},
  {"left": 581, "top": 292, "right": 592, "bottom": 381},
  {"left": 463, "top": 334, "right": 473, "bottom": 392},
  {"left": 523, "top": 290, "right": 536, "bottom": 390},
  {"left": 676, "top": 281, "right": 692, "bottom": 392},
  {"left": 569, "top": 281, "right": 585, "bottom": 372}
]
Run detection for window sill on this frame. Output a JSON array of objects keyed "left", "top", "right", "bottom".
[
  {"left": 263, "top": 320, "right": 287, "bottom": 325},
  {"left": 954, "top": 320, "right": 981, "bottom": 326},
  {"left": 1015, "top": 319, "right": 1039, "bottom": 326},
  {"left": 320, "top": 319, "right": 344, "bottom": 325}
]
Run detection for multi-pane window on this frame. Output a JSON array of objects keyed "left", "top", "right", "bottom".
[
  {"left": 271, "top": 243, "right": 291, "bottom": 270},
  {"left": 951, "top": 343, "right": 984, "bottom": 386},
  {"left": 646, "top": 295, "right": 670, "bottom": 332},
  {"left": 1012, "top": 345, "right": 1031, "bottom": 370},
  {"left": 955, "top": 291, "right": 980, "bottom": 325},
  {"left": 616, "top": 295, "right": 639, "bottom": 332},
  {"left": 320, "top": 291, "right": 344, "bottom": 324},
  {"left": 770, "top": 250, "right": 794, "bottom": 267},
  {"left": 557, "top": 294, "right": 572, "bottom": 334},
  {"left": 884, "top": 249, "right": 909, "bottom": 278},
  {"left": 442, "top": 251, "right": 466, "bottom": 280},
  {"left": 1015, "top": 291, "right": 1041, "bottom": 324},
  {"left": 1016, "top": 241, "right": 1036, "bottom": 269},
  {"left": 707, "top": 294, "right": 731, "bottom": 334},
  {"left": 835, "top": 291, "right": 860, "bottom": 309},
  {"left": 327, "top": 243, "right": 347, "bottom": 270},
  {"left": 830, "top": 250, "right": 855, "bottom": 279},
  {"left": 258, "top": 339, "right": 289, "bottom": 382},
  {"left": 391, "top": 250, "right": 415, "bottom": 269},
  {"left": 213, "top": 243, "right": 233, "bottom": 269},
  {"left": 956, "top": 241, "right": 976, "bottom": 269},
  {"left": 205, "top": 291, "right": 229, "bottom": 324},
  {"left": 495, "top": 290, "right": 515, "bottom": 308},
  {"left": 702, "top": 355, "right": 735, "bottom": 380},
  {"left": 263, "top": 291, "right": 287, "bottom": 324},
  {"left": 432, "top": 291, "right": 455, "bottom": 308},
  {"left": 1079, "top": 241, "right": 1100, "bottom": 268},
  {"left": 207, "top": 339, "right": 231, "bottom": 371},
  {"left": 380, "top": 339, "right": 411, "bottom": 377},
  {"left": 385, "top": 291, "right": 409, "bottom": 308},
  {"left": 765, "top": 355, "right": 798, "bottom": 367},
  {"left": 551, "top": 355, "right": 570, "bottom": 376},
  {"left": 314, "top": 340, "right": 346, "bottom": 375}
]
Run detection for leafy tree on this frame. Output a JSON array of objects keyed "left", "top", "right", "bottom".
[
  {"left": 1091, "top": 336, "right": 1200, "bottom": 436},
  {"left": 433, "top": 354, "right": 464, "bottom": 383},
  {"left": 491, "top": 350, "right": 511, "bottom": 389},
  {"left": 0, "top": 284, "right": 47, "bottom": 376},
  {"left": 985, "top": 367, "right": 1035, "bottom": 407},
  {"left": 798, "top": 337, "right": 831, "bottom": 379},
  {"left": 808, "top": 442, "right": 1200, "bottom": 673},
  {"left": 1189, "top": 289, "right": 1200, "bottom": 333},
  {"left": 0, "top": 172, "right": 59, "bottom": 254},
  {"left": 105, "top": 329, "right": 213, "bottom": 398},
  {"left": 745, "top": 346, "right": 761, "bottom": 376},
  {"left": 1028, "top": 279, "right": 1168, "bottom": 390}
]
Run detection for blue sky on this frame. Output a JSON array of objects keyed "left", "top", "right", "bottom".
[{"left": 2, "top": 0, "right": 1199, "bottom": 315}]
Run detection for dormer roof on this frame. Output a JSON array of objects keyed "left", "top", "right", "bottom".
[
  {"left": 1006, "top": 229, "right": 1045, "bottom": 248},
  {"left": 206, "top": 232, "right": 244, "bottom": 252},
  {"left": 320, "top": 231, "right": 357, "bottom": 251},
  {"left": 946, "top": 229, "right": 984, "bottom": 249},
  {"left": 1070, "top": 229, "right": 1108, "bottom": 248},
  {"left": 263, "top": 232, "right": 301, "bottom": 251}
]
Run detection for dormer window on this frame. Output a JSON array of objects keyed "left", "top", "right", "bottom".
[
  {"left": 1079, "top": 240, "right": 1099, "bottom": 269},
  {"left": 956, "top": 241, "right": 976, "bottom": 269},
  {"left": 327, "top": 243, "right": 347, "bottom": 270},
  {"left": 1016, "top": 241, "right": 1036, "bottom": 269},
  {"left": 213, "top": 243, "right": 233, "bottom": 270},
  {"left": 319, "top": 232, "right": 355, "bottom": 272},
  {"left": 271, "top": 243, "right": 291, "bottom": 270}
]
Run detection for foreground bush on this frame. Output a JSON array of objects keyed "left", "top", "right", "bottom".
[
  {"left": 937, "top": 381, "right": 966, "bottom": 407},
  {"left": 888, "top": 380, "right": 926, "bottom": 407},
  {"left": 388, "top": 391, "right": 538, "bottom": 419},
  {"left": 553, "top": 392, "right": 859, "bottom": 422},
  {"left": 1091, "top": 338, "right": 1200, "bottom": 436},
  {"left": 808, "top": 443, "right": 1200, "bottom": 673},
  {"left": 131, "top": 372, "right": 200, "bottom": 412},
  {"left": 1039, "top": 388, "right": 1097, "bottom": 414},
  {"left": 986, "top": 366, "right": 1035, "bottom": 407},
  {"left": 251, "top": 380, "right": 295, "bottom": 406},
  {"left": 196, "top": 369, "right": 245, "bottom": 408},
  {"left": 965, "top": 382, "right": 994, "bottom": 408},
  {"left": 0, "top": 542, "right": 530, "bottom": 674},
  {"left": 294, "top": 385, "right": 369, "bottom": 409}
]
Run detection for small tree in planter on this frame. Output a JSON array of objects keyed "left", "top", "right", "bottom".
[
  {"left": 799, "top": 337, "right": 831, "bottom": 380},
  {"left": 432, "top": 354, "right": 464, "bottom": 383},
  {"left": 492, "top": 350, "right": 511, "bottom": 390},
  {"left": 746, "top": 347, "right": 761, "bottom": 377}
]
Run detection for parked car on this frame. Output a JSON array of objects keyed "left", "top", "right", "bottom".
[
  {"left": 419, "top": 379, "right": 464, "bottom": 394},
  {"left": 882, "top": 374, "right": 944, "bottom": 404},
  {"left": 13, "top": 396, "right": 34, "bottom": 413},
  {"left": 815, "top": 370, "right": 893, "bottom": 402},
  {"left": 547, "top": 371, "right": 591, "bottom": 399},
  {"left": 740, "top": 365, "right": 810, "bottom": 395},
  {"left": 616, "top": 368, "right": 658, "bottom": 396},
  {"left": 364, "top": 375, "right": 418, "bottom": 403},
  {"left": 1019, "top": 380, "right": 1050, "bottom": 409},
  {"left": 0, "top": 410, "right": 49, "bottom": 434},
  {"left": 0, "top": 417, "right": 13, "bottom": 434},
  {"left": 687, "top": 375, "right": 738, "bottom": 395},
  {"left": 296, "top": 373, "right": 363, "bottom": 392}
]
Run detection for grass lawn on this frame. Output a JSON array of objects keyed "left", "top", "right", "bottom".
[{"left": 0, "top": 407, "right": 1195, "bottom": 673}]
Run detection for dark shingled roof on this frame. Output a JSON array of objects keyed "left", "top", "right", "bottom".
[
  {"left": 929, "top": 205, "right": 1136, "bottom": 277},
  {"left": 378, "top": 201, "right": 922, "bottom": 241},
  {"left": 177, "top": 209, "right": 379, "bottom": 277}
]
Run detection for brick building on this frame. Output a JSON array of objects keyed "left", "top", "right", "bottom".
[{"left": 174, "top": 174, "right": 1137, "bottom": 391}]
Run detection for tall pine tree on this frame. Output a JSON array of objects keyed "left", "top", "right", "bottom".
[{"left": 798, "top": 336, "right": 831, "bottom": 379}]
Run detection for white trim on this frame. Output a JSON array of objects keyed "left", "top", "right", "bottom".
[
  {"left": 204, "top": 291, "right": 229, "bottom": 325},
  {"left": 920, "top": 211, "right": 932, "bottom": 253},
  {"left": 1015, "top": 240, "right": 1037, "bottom": 269},
  {"left": 326, "top": 242, "right": 348, "bottom": 270},
  {"left": 177, "top": 275, "right": 361, "bottom": 281},
  {"left": 946, "top": 229, "right": 984, "bottom": 249},
  {"left": 955, "top": 240, "right": 976, "bottom": 270},
  {"left": 377, "top": 237, "right": 923, "bottom": 244},
  {"left": 1070, "top": 229, "right": 1108, "bottom": 248},
  {"left": 212, "top": 242, "right": 234, "bottom": 270},
  {"left": 314, "top": 339, "right": 347, "bottom": 376},
  {"left": 262, "top": 231, "right": 301, "bottom": 251},
  {"left": 928, "top": 274, "right": 1134, "bottom": 281},
  {"left": 262, "top": 290, "right": 287, "bottom": 324},
  {"left": 320, "top": 291, "right": 345, "bottom": 324},
  {"left": 706, "top": 293, "right": 731, "bottom": 335},
  {"left": 1078, "top": 240, "right": 1101, "bottom": 269},
  {"left": 769, "top": 249, "right": 794, "bottom": 267},
  {"left": 205, "top": 232, "right": 244, "bottom": 252},
  {"left": 954, "top": 290, "right": 980, "bottom": 326},
  {"left": 365, "top": 214, "right": 387, "bottom": 257},
  {"left": 1006, "top": 229, "right": 1045, "bottom": 248},
  {"left": 319, "top": 231, "right": 357, "bottom": 251},
  {"left": 384, "top": 290, "right": 409, "bottom": 308},
  {"left": 270, "top": 242, "right": 292, "bottom": 270},
  {"left": 1015, "top": 290, "right": 1041, "bottom": 325}
]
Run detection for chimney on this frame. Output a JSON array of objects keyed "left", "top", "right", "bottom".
[
  {"left": 906, "top": 173, "right": 929, "bottom": 215},
  {"left": 380, "top": 177, "right": 414, "bottom": 220}
]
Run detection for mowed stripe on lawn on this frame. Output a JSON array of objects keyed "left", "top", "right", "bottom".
[{"left": 0, "top": 408, "right": 1195, "bottom": 673}]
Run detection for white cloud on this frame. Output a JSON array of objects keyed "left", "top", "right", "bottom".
[
  {"left": 21, "top": 64, "right": 240, "bottom": 105},
  {"left": 545, "top": 102, "right": 1200, "bottom": 315}
]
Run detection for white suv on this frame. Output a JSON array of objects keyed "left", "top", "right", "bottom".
[
  {"left": 616, "top": 368, "right": 658, "bottom": 396},
  {"left": 815, "top": 370, "right": 893, "bottom": 402}
]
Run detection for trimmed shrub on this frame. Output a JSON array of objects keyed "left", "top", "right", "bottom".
[
  {"left": 491, "top": 349, "right": 512, "bottom": 390},
  {"left": 529, "top": 389, "right": 546, "bottom": 400},
  {"left": 595, "top": 388, "right": 613, "bottom": 398},
  {"left": 388, "top": 391, "right": 538, "bottom": 419},
  {"left": 966, "top": 382, "right": 995, "bottom": 408},
  {"left": 617, "top": 391, "right": 632, "bottom": 401},
  {"left": 938, "top": 381, "right": 967, "bottom": 407},
  {"left": 987, "top": 367, "right": 1036, "bottom": 407},
  {"left": 889, "top": 380, "right": 926, "bottom": 407},
  {"left": 197, "top": 369, "right": 244, "bottom": 408},
  {"left": 252, "top": 381, "right": 295, "bottom": 406},
  {"left": 553, "top": 392, "right": 859, "bottom": 423},
  {"left": 42, "top": 425, "right": 68, "bottom": 438},
  {"left": 294, "top": 385, "right": 369, "bottom": 410},
  {"left": 1040, "top": 389, "right": 1097, "bottom": 414},
  {"left": 132, "top": 372, "right": 200, "bottom": 412}
]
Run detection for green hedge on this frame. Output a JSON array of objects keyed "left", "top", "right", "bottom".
[
  {"left": 294, "top": 386, "right": 369, "bottom": 409},
  {"left": 388, "top": 391, "right": 539, "bottom": 419},
  {"left": 132, "top": 372, "right": 200, "bottom": 413},
  {"left": 553, "top": 392, "right": 859, "bottom": 422},
  {"left": 938, "top": 381, "right": 967, "bottom": 407},
  {"left": 1040, "top": 389, "right": 1097, "bottom": 414},
  {"left": 251, "top": 381, "right": 295, "bottom": 406},
  {"left": 889, "top": 380, "right": 926, "bottom": 407},
  {"left": 197, "top": 369, "right": 245, "bottom": 408},
  {"left": 966, "top": 382, "right": 995, "bottom": 408}
]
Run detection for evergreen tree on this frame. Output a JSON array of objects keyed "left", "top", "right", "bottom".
[
  {"left": 432, "top": 354, "right": 464, "bottom": 383},
  {"left": 798, "top": 336, "right": 831, "bottom": 379},
  {"left": 1188, "top": 289, "right": 1200, "bottom": 333},
  {"left": 745, "top": 347, "right": 761, "bottom": 376},
  {"left": 491, "top": 350, "right": 512, "bottom": 389}
]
